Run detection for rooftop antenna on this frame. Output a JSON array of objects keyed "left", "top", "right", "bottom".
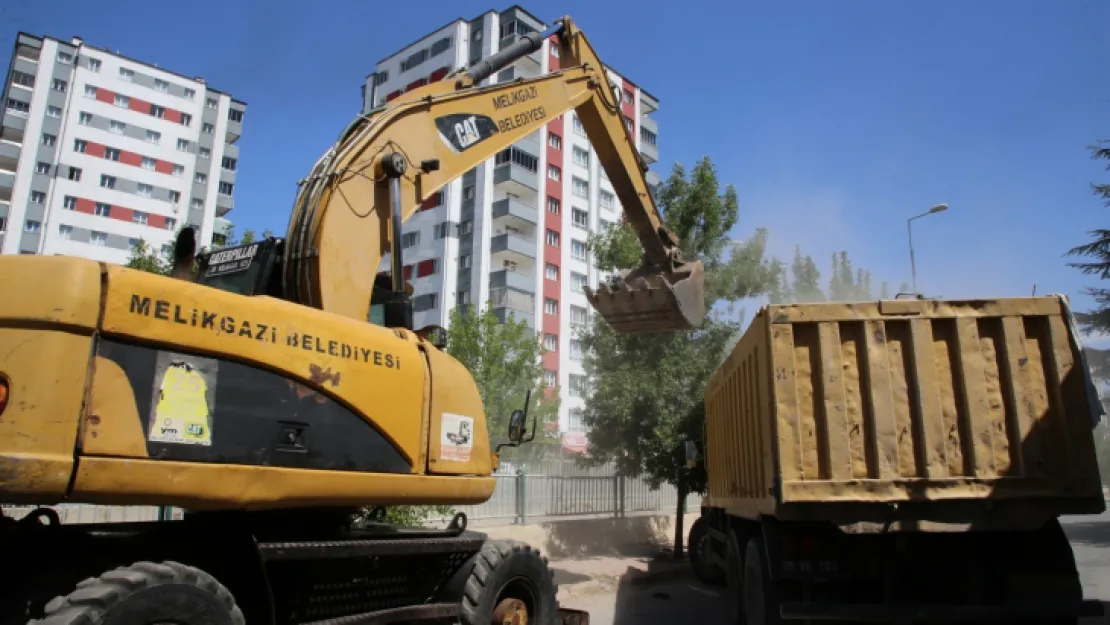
[{"left": 1032, "top": 284, "right": 1037, "bottom": 296}]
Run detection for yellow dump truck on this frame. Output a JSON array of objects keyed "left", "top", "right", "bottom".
[{"left": 687, "top": 296, "right": 1106, "bottom": 625}]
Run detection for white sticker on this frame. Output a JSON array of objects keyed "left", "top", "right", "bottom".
[
  {"left": 148, "top": 354, "right": 216, "bottom": 446},
  {"left": 440, "top": 412, "right": 474, "bottom": 462}
]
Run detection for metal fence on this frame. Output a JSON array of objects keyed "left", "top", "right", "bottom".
[{"left": 1, "top": 460, "right": 698, "bottom": 526}]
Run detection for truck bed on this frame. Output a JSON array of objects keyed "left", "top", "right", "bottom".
[{"left": 703, "top": 296, "right": 1106, "bottom": 526}]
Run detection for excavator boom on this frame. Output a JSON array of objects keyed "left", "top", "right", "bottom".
[{"left": 283, "top": 17, "right": 705, "bottom": 333}]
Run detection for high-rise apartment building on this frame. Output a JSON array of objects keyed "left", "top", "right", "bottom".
[
  {"left": 362, "top": 6, "right": 661, "bottom": 440},
  {"left": 0, "top": 33, "right": 245, "bottom": 262}
]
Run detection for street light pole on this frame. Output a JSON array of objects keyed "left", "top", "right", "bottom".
[{"left": 907, "top": 203, "right": 949, "bottom": 296}]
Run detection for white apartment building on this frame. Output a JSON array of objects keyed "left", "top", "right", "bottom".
[
  {"left": 0, "top": 33, "right": 245, "bottom": 262},
  {"left": 362, "top": 5, "right": 662, "bottom": 442}
]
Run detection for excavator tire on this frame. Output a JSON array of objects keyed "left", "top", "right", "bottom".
[
  {"left": 28, "top": 561, "right": 245, "bottom": 625},
  {"left": 460, "top": 539, "right": 559, "bottom": 625}
]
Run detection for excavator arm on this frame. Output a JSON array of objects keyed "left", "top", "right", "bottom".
[{"left": 281, "top": 16, "right": 706, "bottom": 333}]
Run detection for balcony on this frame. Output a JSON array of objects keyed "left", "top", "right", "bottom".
[
  {"left": 490, "top": 232, "right": 536, "bottom": 262},
  {"left": 640, "top": 91, "right": 659, "bottom": 115},
  {"left": 216, "top": 196, "right": 234, "bottom": 217},
  {"left": 489, "top": 268, "right": 535, "bottom": 294},
  {"left": 639, "top": 115, "right": 659, "bottom": 165},
  {"left": 645, "top": 170, "right": 661, "bottom": 190},
  {"left": 214, "top": 217, "right": 233, "bottom": 236},
  {"left": 0, "top": 170, "right": 14, "bottom": 201},
  {"left": 490, "top": 286, "right": 535, "bottom": 330},
  {"left": 491, "top": 196, "right": 537, "bottom": 228},
  {"left": 493, "top": 161, "right": 538, "bottom": 197},
  {"left": 0, "top": 117, "right": 25, "bottom": 144}
]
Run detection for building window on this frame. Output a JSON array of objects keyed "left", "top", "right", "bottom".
[
  {"left": 84, "top": 85, "right": 96, "bottom": 98},
  {"left": 543, "top": 370, "right": 556, "bottom": 388},
  {"left": 640, "top": 127, "right": 657, "bottom": 146},
  {"left": 573, "top": 115, "right": 585, "bottom": 136},
  {"left": 572, "top": 207, "right": 588, "bottom": 228},
  {"left": 463, "top": 185, "right": 475, "bottom": 200},
  {"left": 36, "top": 162, "right": 51, "bottom": 175},
  {"left": 46, "top": 105, "right": 62, "bottom": 118},
  {"left": 459, "top": 220, "right": 473, "bottom": 235},
  {"left": 68, "top": 167, "right": 82, "bottom": 181},
  {"left": 218, "top": 181, "right": 233, "bottom": 195},
  {"left": 572, "top": 177, "right": 588, "bottom": 199},
  {"left": 190, "top": 198, "right": 203, "bottom": 210},
  {"left": 568, "top": 408, "right": 584, "bottom": 432},
  {"left": 165, "top": 217, "right": 177, "bottom": 230},
  {"left": 57, "top": 51, "right": 73, "bottom": 64},
  {"left": 569, "top": 374, "right": 586, "bottom": 398},
  {"left": 168, "top": 191, "right": 180, "bottom": 204},
  {"left": 137, "top": 184, "right": 153, "bottom": 198},
  {"left": 433, "top": 222, "right": 449, "bottom": 239},
  {"left": 195, "top": 172, "right": 207, "bottom": 184},
  {"left": 59, "top": 224, "right": 73, "bottom": 240},
  {"left": 176, "top": 139, "right": 190, "bottom": 152},
  {"left": 199, "top": 147, "right": 211, "bottom": 159},
  {"left": 5, "top": 99, "right": 29, "bottom": 116},
  {"left": 87, "top": 57, "right": 102, "bottom": 72},
  {"left": 104, "top": 147, "right": 120, "bottom": 162},
  {"left": 599, "top": 190, "right": 615, "bottom": 210},
  {"left": 202, "top": 122, "right": 215, "bottom": 134},
  {"left": 546, "top": 229, "right": 559, "bottom": 247},
  {"left": 42, "top": 133, "right": 56, "bottom": 147},
  {"left": 543, "top": 334, "right": 557, "bottom": 351},
  {"left": 547, "top": 165, "right": 560, "bottom": 182},
  {"left": 544, "top": 298, "right": 558, "bottom": 316},
  {"left": 79, "top": 112, "right": 92, "bottom": 125},
  {"left": 172, "top": 164, "right": 184, "bottom": 177},
  {"left": 133, "top": 210, "right": 148, "bottom": 225},
  {"left": 52, "top": 78, "right": 67, "bottom": 92},
  {"left": 545, "top": 263, "right": 558, "bottom": 281},
  {"left": 573, "top": 146, "right": 589, "bottom": 168},
  {"left": 571, "top": 272, "right": 587, "bottom": 293},
  {"left": 184, "top": 88, "right": 195, "bottom": 99},
  {"left": 494, "top": 147, "right": 538, "bottom": 173},
  {"left": 460, "top": 254, "right": 471, "bottom": 269},
  {"left": 550, "top": 44, "right": 560, "bottom": 59},
  {"left": 100, "top": 175, "right": 115, "bottom": 189},
  {"left": 570, "top": 305, "right": 588, "bottom": 326},
  {"left": 91, "top": 231, "right": 107, "bottom": 246},
  {"left": 402, "top": 232, "right": 419, "bottom": 248},
  {"left": 179, "top": 113, "right": 192, "bottom": 127},
  {"left": 114, "top": 94, "right": 129, "bottom": 108},
  {"left": 154, "top": 78, "right": 169, "bottom": 92},
  {"left": 222, "top": 157, "right": 237, "bottom": 171},
  {"left": 228, "top": 109, "right": 243, "bottom": 123},
  {"left": 119, "top": 68, "right": 134, "bottom": 82},
  {"left": 206, "top": 98, "right": 218, "bottom": 109},
  {"left": 63, "top": 195, "right": 77, "bottom": 210},
  {"left": 149, "top": 104, "right": 165, "bottom": 119},
  {"left": 95, "top": 203, "right": 111, "bottom": 217},
  {"left": 548, "top": 133, "right": 561, "bottom": 150},
  {"left": 0, "top": 217, "right": 5, "bottom": 232},
  {"left": 142, "top": 157, "right": 156, "bottom": 170},
  {"left": 30, "top": 191, "right": 46, "bottom": 204},
  {"left": 570, "top": 339, "right": 583, "bottom": 361},
  {"left": 571, "top": 239, "right": 587, "bottom": 262},
  {"left": 24, "top": 220, "right": 41, "bottom": 233},
  {"left": 412, "top": 293, "right": 438, "bottom": 312},
  {"left": 110, "top": 120, "right": 125, "bottom": 134},
  {"left": 457, "top": 290, "right": 471, "bottom": 306},
  {"left": 624, "top": 89, "right": 634, "bottom": 103}
]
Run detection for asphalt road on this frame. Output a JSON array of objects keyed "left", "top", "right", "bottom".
[{"left": 562, "top": 513, "right": 1110, "bottom": 625}]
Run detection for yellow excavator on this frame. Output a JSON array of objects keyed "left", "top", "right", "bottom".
[{"left": 0, "top": 15, "right": 704, "bottom": 625}]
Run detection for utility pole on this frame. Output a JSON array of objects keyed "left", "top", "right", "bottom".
[{"left": 907, "top": 203, "right": 950, "bottom": 296}]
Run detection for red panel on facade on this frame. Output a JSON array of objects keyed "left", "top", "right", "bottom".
[
  {"left": 405, "top": 78, "right": 427, "bottom": 92},
  {"left": 542, "top": 310, "right": 560, "bottom": 335},
  {"left": 547, "top": 34, "right": 561, "bottom": 71},
  {"left": 148, "top": 214, "right": 166, "bottom": 229},
  {"left": 164, "top": 108, "right": 181, "bottom": 124},
  {"left": 386, "top": 90, "right": 401, "bottom": 102},
  {"left": 111, "top": 205, "right": 134, "bottom": 222},
  {"left": 95, "top": 88, "right": 114, "bottom": 104},
  {"left": 420, "top": 191, "right": 442, "bottom": 211},
  {"left": 127, "top": 97, "right": 150, "bottom": 114},
  {"left": 85, "top": 142, "right": 105, "bottom": 159},
  {"left": 119, "top": 150, "right": 142, "bottom": 167},
  {"left": 429, "top": 67, "right": 449, "bottom": 82},
  {"left": 416, "top": 259, "right": 437, "bottom": 278},
  {"left": 403, "top": 265, "right": 413, "bottom": 281},
  {"left": 542, "top": 350, "right": 558, "bottom": 370},
  {"left": 620, "top": 78, "right": 636, "bottom": 118},
  {"left": 154, "top": 160, "right": 174, "bottom": 175},
  {"left": 74, "top": 198, "right": 95, "bottom": 215}
]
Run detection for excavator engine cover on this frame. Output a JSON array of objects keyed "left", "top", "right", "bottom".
[{"left": 585, "top": 259, "right": 706, "bottom": 333}]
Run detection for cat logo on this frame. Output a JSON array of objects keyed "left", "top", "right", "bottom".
[{"left": 453, "top": 116, "right": 481, "bottom": 150}]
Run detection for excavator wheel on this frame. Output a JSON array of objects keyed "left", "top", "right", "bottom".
[
  {"left": 460, "top": 540, "right": 559, "bottom": 625},
  {"left": 28, "top": 560, "right": 244, "bottom": 625}
]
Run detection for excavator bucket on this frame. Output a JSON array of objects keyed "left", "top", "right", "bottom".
[{"left": 584, "top": 260, "right": 707, "bottom": 333}]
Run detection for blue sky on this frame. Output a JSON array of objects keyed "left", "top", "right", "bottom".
[{"left": 6, "top": 0, "right": 1109, "bottom": 331}]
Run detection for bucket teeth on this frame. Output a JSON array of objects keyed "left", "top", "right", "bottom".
[{"left": 583, "top": 263, "right": 707, "bottom": 334}]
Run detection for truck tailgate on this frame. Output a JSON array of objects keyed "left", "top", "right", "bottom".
[{"left": 704, "top": 296, "right": 1105, "bottom": 519}]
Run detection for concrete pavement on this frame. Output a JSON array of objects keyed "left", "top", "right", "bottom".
[{"left": 554, "top": 513, "right": 1110, "bottom": 625}]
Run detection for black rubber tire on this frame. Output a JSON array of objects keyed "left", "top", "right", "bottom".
[
  {"left": 743, "top": 537, "right": 781, "bottom": 625},
  {"left": 460, "top": 539, "right": 559, "bottom": 625},
  {"left": 28, "top": 561, "right": 245, "bottom": 625},
  {"left": 725, "top": 530, "right": 746, "bottom": 625},
  {"left": 689, "top": 516, "right": 726, "bottom": 587}
]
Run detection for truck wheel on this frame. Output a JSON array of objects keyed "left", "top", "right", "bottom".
[
  {"left": 460, "top": 540, "right": 559, "bottom": 625},
  {"left": 743, "top": 538, "right": 780, "bottom": 625},
  {"left": 689, "top": 517, "right": 725, "bottom": 587},
  {"left": 725, "top": 531, "right": 746, "bottom": 625},
  {"left": 29, "top": 561, "right": 245, "bottom": 625}
]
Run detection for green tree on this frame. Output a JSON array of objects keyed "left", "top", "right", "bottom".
[
  {"left": 579, "top": 157, "right": 780, "bottom": 556},
  {"left": 125, "top": 238, "right": 172, "bottom": 275},
  {"left": 1067, "top": 140, "right": 1110, "bottom": 335},
  {"left": 446, "top": 304, "right": 561, "bottom": 461},
  {"left": 789, "top": 246, "right": 824, "bottom": 302}
]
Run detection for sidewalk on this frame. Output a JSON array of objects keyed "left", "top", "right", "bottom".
[{"left": 551, "top": 548, "right": 692, "bottom": 599}]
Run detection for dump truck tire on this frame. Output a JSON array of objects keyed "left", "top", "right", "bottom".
[
  {"left": 460, "top": 539, "right": 559, "bottom": 625},
  {"left": 29, "top": 561, "right": 244, "bottom": 625},
  {"left": 743, "top": 538, "right": 781, "bottom": 625},
  {"left": 689, "top": 517, "right": 726, "bottom": 587},
  {"left": 725, "top": 530, "right": 746, "bottom": 625}
]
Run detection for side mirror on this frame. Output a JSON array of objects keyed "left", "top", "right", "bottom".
[
  {"left": 508, "top": 409, "right": 527, "bottom": 442},
  {"left": 684, "top": 440, "right": 698, "bottom": 469}
]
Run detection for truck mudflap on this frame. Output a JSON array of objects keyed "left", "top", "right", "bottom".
[
  {"left": 558, "top": 607, "right": 591, "bottom": 625},
  {"left": 780, "top": 599, "right": 1104, "bottom": 622}
]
